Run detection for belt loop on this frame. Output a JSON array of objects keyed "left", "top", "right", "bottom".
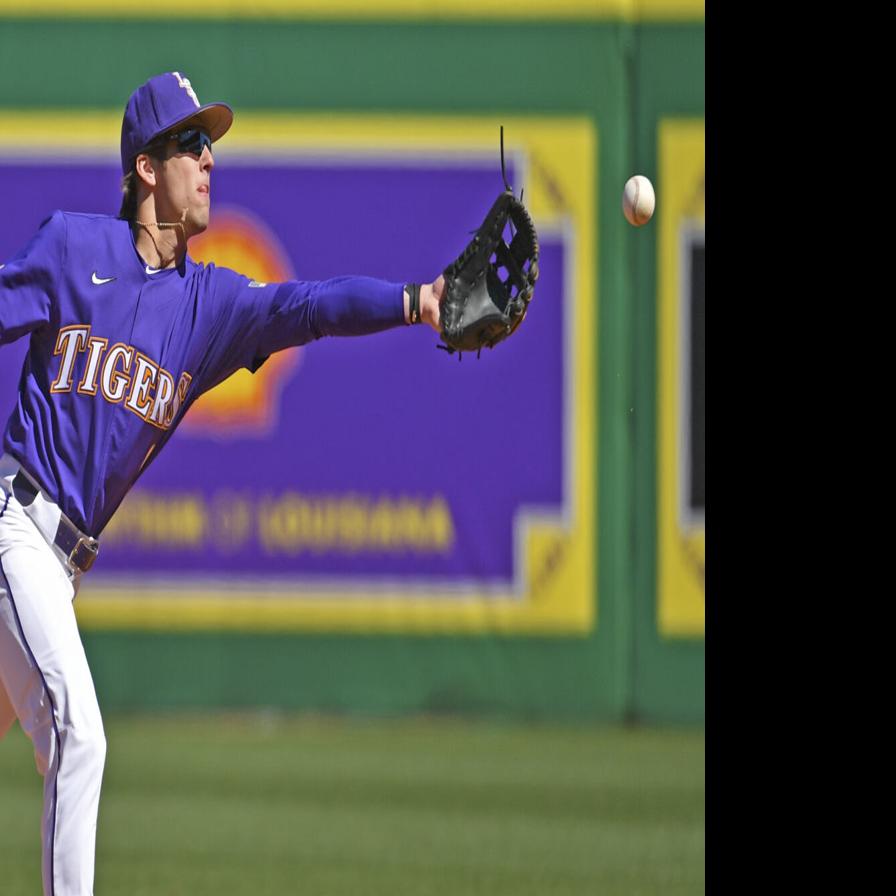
[{"left": 12, "top": 470, "right": 38, "bottom": 507}]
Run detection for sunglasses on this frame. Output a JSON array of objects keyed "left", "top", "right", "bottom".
[{"left": 164, "top": 127, "right": 213, "bottom": 157}]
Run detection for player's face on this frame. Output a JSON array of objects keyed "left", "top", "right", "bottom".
[{"left": 153, "top": 130, "right": 215, "bottom": 237}]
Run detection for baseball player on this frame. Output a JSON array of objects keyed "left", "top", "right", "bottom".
[{"left": 0, "top": 71, "right": 443, "bottom": 896}]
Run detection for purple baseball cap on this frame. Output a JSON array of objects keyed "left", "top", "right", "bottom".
[{"left": 120, "top": 71, "right": 233, "bottom": 174}]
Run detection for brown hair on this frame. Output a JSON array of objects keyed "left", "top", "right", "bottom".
[
  {"left": 118, "top": 170, "right": 139, "bottom": 220},
  {"left": 118, "top": 141, "right": 167, "bottom": 220}
]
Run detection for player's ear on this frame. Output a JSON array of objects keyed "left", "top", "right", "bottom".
[{"left": 134, "top": 153, "right": 158, "bottom": 188}]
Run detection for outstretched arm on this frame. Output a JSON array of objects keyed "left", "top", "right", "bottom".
[
  {"left": 193, "top": 268, "right": 447, "bottom": 395},
  {"left": 253, "top": 274, "right": 445, "bottom": 356}
]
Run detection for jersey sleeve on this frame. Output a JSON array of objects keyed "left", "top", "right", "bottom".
[
  {"left": 0, "top": 210, "right": 65, "bottom": 346},
  {"left": 259, "top": 275, "right": 406, "bottom": 354},
  {"left": 195, "top": 266, "right": 406, "bottom": 395}
]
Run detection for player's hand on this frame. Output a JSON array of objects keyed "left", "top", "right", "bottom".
[{"left": 420, "top": 276, "right": 444, "bottom": 333}]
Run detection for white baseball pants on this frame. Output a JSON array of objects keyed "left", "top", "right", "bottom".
[{"left": 0, "top": 454, "right": 106, "bottom": 896}]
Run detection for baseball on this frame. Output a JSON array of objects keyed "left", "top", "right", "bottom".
[{"left": 622, "top": 175, "right": 655, "bottom": 227}]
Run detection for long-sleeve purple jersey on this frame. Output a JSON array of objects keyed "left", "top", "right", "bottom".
[{"left": 0, "top": 210, "right": 406, "bottom": 537}]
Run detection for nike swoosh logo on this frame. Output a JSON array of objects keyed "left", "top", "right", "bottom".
[
  {"left": 91, "top": 272, "right": 115, "bottom": 285},
  {"left": 145, "top": 265, "right": 163, "bottom": 275}
]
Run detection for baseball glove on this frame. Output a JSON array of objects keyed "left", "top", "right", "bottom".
[{"left": 438, "top": 187, "right": 539, "bottom": 358}]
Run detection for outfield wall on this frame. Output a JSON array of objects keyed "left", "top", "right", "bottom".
[{"left": 0, "top": 2, "right": 705, "bottom": 723}]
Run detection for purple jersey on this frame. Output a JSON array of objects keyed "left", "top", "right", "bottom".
[{"left": 0, "top": 210, "right": 406, "bottom": 537}]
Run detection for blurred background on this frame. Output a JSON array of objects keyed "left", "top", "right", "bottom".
[{"left": 0, "top": 1, "right": 705, "bottom": 893}]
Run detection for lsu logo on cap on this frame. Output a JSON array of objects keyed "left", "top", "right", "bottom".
[
  {"left": 185, "top": 206, "right": 299, "bottom": 435},
  {"left": 172, "top": 71, "right": 201, "bottom": 108}
]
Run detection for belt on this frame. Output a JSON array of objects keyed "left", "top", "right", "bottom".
[{"left": 12, "top": 470, "right": 100, "bottom": 574}]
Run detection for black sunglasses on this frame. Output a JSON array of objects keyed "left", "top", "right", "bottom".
[{"left": 165, "top": 127, "right": 213, "bottom": 157}]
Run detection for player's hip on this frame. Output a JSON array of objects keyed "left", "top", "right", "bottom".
[{"left": 0, "top": 454, "right": 88, "bottom": 591}]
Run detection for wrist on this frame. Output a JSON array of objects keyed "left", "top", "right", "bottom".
[{"left": 404, "top": 283, "right": 422, "bottom": 324}]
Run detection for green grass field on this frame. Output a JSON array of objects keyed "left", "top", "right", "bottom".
[{"left": 0, "top": 714, "right": 704, "bottom": 895}]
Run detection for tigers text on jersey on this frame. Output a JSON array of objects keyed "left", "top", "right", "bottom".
[{"left": 0, "top": 210, "right": 406, "bottom": 537}]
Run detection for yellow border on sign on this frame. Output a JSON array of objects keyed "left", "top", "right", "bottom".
[
  {"left": 0, "top": 0, "right": 704, "bottom": 22},
  {"left": 0, "top": 112, "right": 596, "bottom": 634},
  {"left": 657, "top": 118, "right": 704, "bottom": 637}
]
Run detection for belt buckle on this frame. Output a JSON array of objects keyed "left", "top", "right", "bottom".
[{"left": 69, "top": 535, "right": 99, "bottom": 573}]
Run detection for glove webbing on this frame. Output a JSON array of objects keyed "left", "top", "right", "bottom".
[{"left": 493, "top": 239, "right": 528, "bottom": 297}]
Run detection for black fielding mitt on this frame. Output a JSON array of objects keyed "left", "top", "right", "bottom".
[{"left": 439, "top": 185, "right": 539, "bottom": 358}]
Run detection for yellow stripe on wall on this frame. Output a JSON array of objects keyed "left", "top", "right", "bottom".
[
  {"left": 657, "top": 118, "right": 705, "bottom": 638},
  {"left": 0, "top": 0, "right": 704, "bottom": 21}
]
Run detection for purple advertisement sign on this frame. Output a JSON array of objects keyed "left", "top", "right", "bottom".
[{"left": 1, "top": 154, "right": 565, "bottom": 589}]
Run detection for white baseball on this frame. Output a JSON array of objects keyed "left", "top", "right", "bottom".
[{"left": 622, "top": 175, "right": 656, "bottom": 227}]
